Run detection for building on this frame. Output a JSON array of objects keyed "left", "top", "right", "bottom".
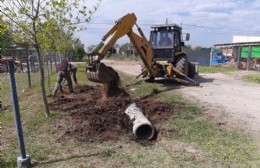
[{"left": 214, "top": 36, "right": 260, "bottom": 71}]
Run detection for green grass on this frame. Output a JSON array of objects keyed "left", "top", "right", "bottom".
[
  {"left": 199, "top": 65, "right": 237, "bottom": 74},
  {"left": 1, "top": 65, "right": 259, "bottom": 168},
  {"left": 157, "top": 91, "right": 259, "bottom": 167},
  {"left": 1, "top": 72, "right": 40, "bottom": 109},
  {"left": 242, "top": 74, "right": 260, "bottom": 84}
]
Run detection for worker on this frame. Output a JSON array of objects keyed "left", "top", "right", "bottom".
[
  {"left": 28, "top": 55, "right": 36, "bottom": 72},
  {"left": 158, "top": 31, "right": 172, "bottom": 47},
  {"left": 69, "top": 62, "right": 78, "bottom": 84},
  {"left": 52, "top": 60, "right": 73, "bottom": 96}
]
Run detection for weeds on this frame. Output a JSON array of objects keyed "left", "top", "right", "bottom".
[
  {"left": 242, "top": 74, "right": 260, "bottom": 84},
  {"left": 199, "top": 65, "right": 237, "bottom": 74}
]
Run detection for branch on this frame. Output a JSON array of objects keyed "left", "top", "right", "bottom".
[
  {"left": 36, "top": 0, "right": 41, "bottom": 19},
  {"left": 31, "top": 0, "right": 34, "bottom": 17},
  {"left": 16, "top": 0, "right": 26, "bottom": 10},
  {"left": 12, "top": 0, "right": 33, "bottom": 20},
  {"left": 0, "top": 9, "right": 34, "bottom": 36},
  {"left": 70, "top": 0, "right": 102, "bottom": 25},
  {"left": 30, "top": 0, "right": 40, "bottom": 21}
]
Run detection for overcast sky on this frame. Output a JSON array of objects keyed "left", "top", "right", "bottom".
[{"left": 75, "top": 0, "right": 260, "bottom": 49}]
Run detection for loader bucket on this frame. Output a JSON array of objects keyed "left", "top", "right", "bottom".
[{"left": 86, "top": 62, "right": 119, "bottom": 84}]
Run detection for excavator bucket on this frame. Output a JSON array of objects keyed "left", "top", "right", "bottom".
[{"left": 86, "top": 62, "right": 120, "bottom": 84}]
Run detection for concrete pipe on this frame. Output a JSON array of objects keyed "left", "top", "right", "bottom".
[{"left": 125, "top": 103, "right": 155, "bottom": 140}]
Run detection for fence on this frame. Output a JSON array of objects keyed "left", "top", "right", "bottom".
[{"left": 1, "top": 49, "right": 74, "bottom": 110}]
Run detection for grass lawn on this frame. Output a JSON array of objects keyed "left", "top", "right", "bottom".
[
  {"left": 198, "top": 64, "right": 260, "bottom": 85},
  {"left": 198, "top": 65, "right": 237, "bottom": 74},
  {"left": 242, "top": 73, "right": 260, "bottom": 84},
  {"left": 1, "top": 64, "right": 259, "bottom": 168}
]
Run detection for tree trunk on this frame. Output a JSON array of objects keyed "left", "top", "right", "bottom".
[
  {"left": 32, "top": 18, "right": 50, "bottom": 117},
  {"left": 46, "top": 57, "right": 51, "bottom": 92},
  {"left": 36, "top": 46, "right": 50, "bottom": 117},
  {"left": 54, "top": 53, "right": 57, "bottom": 72},
  {"left": 32, "top": 27, "right": 50, "bottom": 117}
]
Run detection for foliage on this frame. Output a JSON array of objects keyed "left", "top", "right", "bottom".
[
  {"left": 182, "top": 44, "right": 192, "bottom": 52},
  {"left": 182, "top": 44, "right": 211, "bottom": 52},
  {"left": 0, "top": 0, "right": 101, "bottom": 117},
  {"left": 0, "top": 0, "right": 101, "bottom": 54},
  {"left": 0, "top": 15, "right": 13, "bottom": 52},
  {"left": 87, "top": 44, "right": 98, "bottom": 53},
  {"left": 72, "top": 38, "right": 86, "bottom": 61},
  {"left": 193, "top": 46, "right": 211, "bottom": 51},
  {"left": 119, "top": 42, "right": 137, "bottom": 57}
]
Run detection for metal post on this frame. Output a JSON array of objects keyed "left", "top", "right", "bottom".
[
  {"left": 237, "top": 46, "right": 241, "bottom": 70},
  {"left": 247, "top": 46, "right": 252, "bottom": 71},
  {"left": 26, "top": 59, "right": 31, "bottom": 88},
  {"left": 210, "top": 47, "right": 213, "bottom": 67},
  {"left": 7, "top": 61, "right": 31, "bottom": 168}
]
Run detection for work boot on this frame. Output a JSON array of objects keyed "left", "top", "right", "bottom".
[
  {"left": 52, "top": 82, "right": 60, "bottom": 96},
  {"left": 59, "top": 85, "right": 64, "bottom": 92}
]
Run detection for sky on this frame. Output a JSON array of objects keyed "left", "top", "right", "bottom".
[{"left": 74, "top": 0, "right": 260, "bottom": 49}]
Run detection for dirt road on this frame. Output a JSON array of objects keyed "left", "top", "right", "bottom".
[{"left": 103, "top": 60, "right": 260, "bottom": 135}]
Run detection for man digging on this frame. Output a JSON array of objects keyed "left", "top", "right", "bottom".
[{"left": 52, "top": 60, "right": 73, "bottom": 96}]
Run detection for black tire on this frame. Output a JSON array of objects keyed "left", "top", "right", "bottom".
[
  {"left": 188, "top": 62, "right": 196, "bottom": 79},
  {"left": 144, "top": 77, "right": 154, "bottom": 83},
  {"left": 140, "top": 62, "right": 154, "bottom": 82},
  {"left": 175, "top": 55, "right": 189, "bottom": 77}
]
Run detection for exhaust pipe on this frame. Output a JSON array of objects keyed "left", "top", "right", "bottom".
[{"left": 125, "top": 103, "right": 155, "bottom": 140}]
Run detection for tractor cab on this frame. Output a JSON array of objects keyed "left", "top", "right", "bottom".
[{"left": 150, "top": 24, "right": 184, "bottom": 62}]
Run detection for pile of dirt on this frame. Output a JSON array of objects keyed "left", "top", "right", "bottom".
[{"left": 49, "top": 84, "right": 182, "bottom": 142}]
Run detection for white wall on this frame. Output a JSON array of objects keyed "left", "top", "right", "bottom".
[{"left": 233, "top": 36, "right": 260, "bottom": 43}]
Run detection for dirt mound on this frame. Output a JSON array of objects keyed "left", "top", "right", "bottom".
[{"left": 49, "top": 85, "right": 181, "bottom": 142}]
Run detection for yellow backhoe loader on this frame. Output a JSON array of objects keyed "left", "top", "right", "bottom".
[{"left": 86, "top": 13, "right": 198, "bottom": 90}]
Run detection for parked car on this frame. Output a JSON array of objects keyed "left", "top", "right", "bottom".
[{"left": 213, "top": 53, "right": 230, "bottom": 64}]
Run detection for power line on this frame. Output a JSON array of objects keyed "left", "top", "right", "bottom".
[
  {"left": 75, "top": 21, "right": 260, "bottom": 35},
  {"left": 182, "top": 23, "right": 223, "bottom": 30},
  {"left": 78, "top": 26, "right": 259, "bottom": 37}
]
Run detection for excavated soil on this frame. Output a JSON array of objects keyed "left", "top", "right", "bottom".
[{"left": 49, "top": 85, "right": 182, "bottom": 142}]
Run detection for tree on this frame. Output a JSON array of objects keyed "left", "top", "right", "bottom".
[
  {"left": 71, "top": 38, "right": 86, "bottom": 61},
  {"left": 87, "top": 44, "right": 98, "bottom": 53},
  {"left": 0, "top": 0, "right": 101, "bottom": 117},
  {"left": 0, "top": 15, "right": 13, "bottom": 53},
  {"left": 120, "top": 43, "right": 136, "bottom": 57},
  {"left": 194, "top": 46, "right": 211, "bottom": 51},
  {"left": 182, "top": 44, "right": 192, "bottom": 52}
]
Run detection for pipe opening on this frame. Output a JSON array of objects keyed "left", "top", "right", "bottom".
[{"left": 135, "top": 124, "right": 154, "bottom": 140}]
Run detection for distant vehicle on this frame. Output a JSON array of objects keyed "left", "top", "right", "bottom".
[{"left": 212, "top": 53, "right": 229, "bottom": 64}]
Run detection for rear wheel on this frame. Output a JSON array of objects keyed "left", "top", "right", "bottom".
[
  {"left": 188, "top": 62, "right": 196, "bottom": 79},
  {"left": 175, "top": 55, "right": 189, "bottom": 77}
]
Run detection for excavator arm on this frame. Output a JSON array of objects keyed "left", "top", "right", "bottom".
[{"left": 86, "top": 13, "right": 157, "bottom": 84}]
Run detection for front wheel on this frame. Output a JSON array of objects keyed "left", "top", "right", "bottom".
[{"left": 175, "top": 55, "right": 189, "bottom": 77}]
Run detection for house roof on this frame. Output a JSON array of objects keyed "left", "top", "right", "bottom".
[{"left": 214, "top": 41, "right": 260, "bottom": 47}]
